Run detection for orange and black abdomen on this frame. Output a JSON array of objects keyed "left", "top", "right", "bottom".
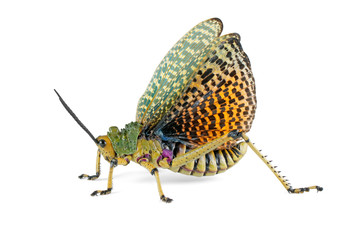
[{"left": 169, "top": 142, "right": 247, "bottom": 176}]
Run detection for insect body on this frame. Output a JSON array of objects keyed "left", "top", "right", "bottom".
[{"left": 55, "top": 18, "right": 322, "bottom": 202}]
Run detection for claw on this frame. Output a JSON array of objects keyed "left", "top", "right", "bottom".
[
  {"left": 91, "top": 190, "right": 99, "bottom": 196},
  {"left": 160, "top": 195, "right": 173, "bottom": 203},
  {"left": 78, "top": 174, "right": 88, "bottom": 179},
  {"left": 79, "top": 174, "right": 99, "bottom": 180},
  {"left": 91, "top": 189, "right": 112, "bottom": 196}
]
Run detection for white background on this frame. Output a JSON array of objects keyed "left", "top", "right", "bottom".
[{"left": 1, "top": 0, "right": 359, "bottom": 239}]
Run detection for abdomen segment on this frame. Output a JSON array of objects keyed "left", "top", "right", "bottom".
[{"left": 170, "top": 142, "right": 247, "bottom": 176}]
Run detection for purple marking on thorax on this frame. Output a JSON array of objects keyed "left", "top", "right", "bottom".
[
  {"left": 156, "top": 149, "right": 173, "bottom": 165},
  {"left": 137, "top": 154, "right": 151, "bottom": 164},
  {"left": 162, "top": 149, "right": 173, "bottom": 160},
  {"left": 138, "top": 158, "right": 148, "bottom": 163},
  {"left": 137, "top": 154, "right": 150, "bottom": 161}
]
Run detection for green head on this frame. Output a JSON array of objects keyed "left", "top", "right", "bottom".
[{"left": 107, "top": 122, "right": 142, "bottom": 157}]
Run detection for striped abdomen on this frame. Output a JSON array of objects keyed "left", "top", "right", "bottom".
[{"left": 169, "top": 142, "right": 247, "bottom": 176}]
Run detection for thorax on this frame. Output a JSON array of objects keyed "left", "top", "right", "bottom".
[{"left": 128, "top": 138, "right": 163, "bottom": 164}]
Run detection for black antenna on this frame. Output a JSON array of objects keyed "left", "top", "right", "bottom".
[{"left": 54, "top": 89, "right": 99, "bottom": 145}]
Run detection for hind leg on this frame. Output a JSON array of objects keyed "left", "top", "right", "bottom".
[
  {"left": 158, "top": 130, "right": 241, "bottom": 169},
  {"left": 240, "top": 132, "right": 323, "bottom": 193}
]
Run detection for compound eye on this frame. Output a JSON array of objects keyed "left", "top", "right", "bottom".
[{"left": 99, "top": 139, "right": 106, "bottom": 148}]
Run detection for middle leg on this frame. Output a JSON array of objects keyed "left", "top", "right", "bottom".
[{"left": 137, "top": 157, "right": 173, "bottom": 203}]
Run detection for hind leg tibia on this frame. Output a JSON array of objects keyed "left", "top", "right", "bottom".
[{"left": 240, "top": 132, "right": 323, "bottom": 194}]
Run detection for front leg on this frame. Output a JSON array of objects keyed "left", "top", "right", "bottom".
[
  {"left": 79, "top": 150, "right": 101, "bottom": 180},
  {"left": 91, "top": 160, "right": 115, "bottom": 196},
  {"left": 91, "top": 158, "right": 129, "bottom": 196}
]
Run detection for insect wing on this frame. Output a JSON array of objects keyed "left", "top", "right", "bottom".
[
  {"left": 136, "top": 18, "right": 223, "bottom": 130},
  {"left": 155, "top": 35, "right": 257, "bottom": 146}
]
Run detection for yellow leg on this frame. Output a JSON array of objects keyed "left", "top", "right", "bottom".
[
  {"left": 159, "top": 130, "right": 242, "bottom": 168},
  {"left": 79, "top": 150, "right": 101, "bottom": 180},
  {"left": 137, "top": 159, "right": 172, "bottom": 203},
  {"left": 91, "top": 158, "right": 129, "bottom": 196},
  {"left": 240, "top": 132, "right": 323, "bottom": 194}
]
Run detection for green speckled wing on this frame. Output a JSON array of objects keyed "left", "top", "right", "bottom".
[{"left": 136, "top": 18, "right": 223, "bottom": 130}]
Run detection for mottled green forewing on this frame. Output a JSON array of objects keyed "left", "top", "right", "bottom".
[{"left": 136, "top": 18, "right": 223, "bottom": 130}]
